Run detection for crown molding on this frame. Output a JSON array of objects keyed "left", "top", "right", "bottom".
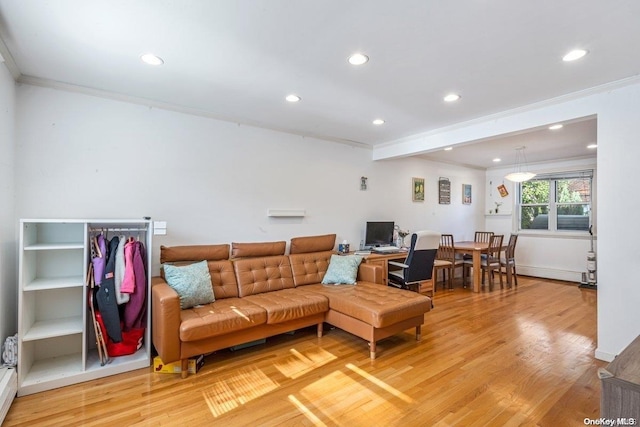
[{"left": 17, "top": 75, "right": 372, "bottom": 150}]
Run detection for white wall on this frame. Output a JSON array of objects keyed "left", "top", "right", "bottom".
[
  {"left": 484, "top": 158, "right": 597, "bottom": 282},
  {"left": 596, "top": 84, "right": 640, "bottom": 361},
  {"left": 0, "top": 62, "right": 16, "bottom": 342},
  {"left": 374, "top": 79, "right": 640, "bottom": 362},
  {"left": 14, "top": 85, "right": 486, "bottom": 275},
  {"left": 16, "top": 79, "right": 639, "bottom": 362}
]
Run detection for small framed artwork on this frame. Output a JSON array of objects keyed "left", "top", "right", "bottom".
[
  {"left": 462, "top": 184, "right": 472, "bottom": 204},
  {"left": 438, "top": 177, "right": 451, "bottom": 204},
  {"left": 497, "top": 183, "right": 509, "bottom": 197},
  {"left": 412, "top": 177, "right": 425, "bottom": 202}
]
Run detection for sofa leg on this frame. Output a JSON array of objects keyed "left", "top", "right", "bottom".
[
  {"left": 369, "top": 341, "right": 377, "bottom": 360},
  {"left": 317, "top": 323, "right": 323, "bottom": 338},
  {"left": 416, "top": 325, "right": 422, "bottom": 341},
  {"left": 181, "top": 359, "right": 189, "bottom": 379}
]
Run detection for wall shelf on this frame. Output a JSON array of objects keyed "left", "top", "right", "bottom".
[{"left": 267, "top": 209, "right": 306, "bottom": 217}]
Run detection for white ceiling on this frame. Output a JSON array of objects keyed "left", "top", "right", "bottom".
[{"left": 0, "top": 1, "right": 637, "bottom": 168}]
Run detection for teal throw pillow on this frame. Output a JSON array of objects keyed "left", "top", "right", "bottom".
[
  {"left": 322, "top": 254, "right": 363, "bottom": 285},
  {"left": 163, "top": 260, "right": 215, "bottom": 309}
]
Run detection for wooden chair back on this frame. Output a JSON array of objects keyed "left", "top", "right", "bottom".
[
  {"left": 487, "top": 234, "right": 504, "bottom": 261},
  {"left": 505, "top": 234, "right": 518, "bottom": 260},
  {"left": 437, "top": 234, "right": 456, "bottom": 262},
  {"left": 474, "top": 231, "right": 494, "bottom": 243}
]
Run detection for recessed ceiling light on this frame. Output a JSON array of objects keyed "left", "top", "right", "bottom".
[
  {"left": 348, "top": 53, "right": 369, "bottom": 65},
  {"left": 372, "top": 119, "right": 385, "bottom": 125},
  {"left": 444, "top": 93, "right": 461, "bottom": 102},
  {"left": 443, "top": 147, "right": 453, "bottom": 151},
  {"left": 587, "top": 144, "right": 598, "bottom": 149},
  {"left": 549, "top": 124, "right": 564, "bottom": 130},
  {"left": 285, "top": 94, "right": 301, "bottom": 103},
  {"left": 140, "top": 53, "right": 164, "bottom": 66},
  {"left": 562, "top": 49, "right": 588, "bottom": 62},
  {"left": 493, "top": 158, "right": 501, "bottom": 162}
]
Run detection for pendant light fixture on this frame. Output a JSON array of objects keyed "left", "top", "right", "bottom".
[{"left": 505, "top": 146, "right": 536, "bottom": 182}]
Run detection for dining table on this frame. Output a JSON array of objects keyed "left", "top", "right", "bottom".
[{"left": 454, "top": 241, "right": 492, "bottom": 293}]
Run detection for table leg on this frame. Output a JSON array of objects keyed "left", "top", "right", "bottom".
[{"left": 472, "top": 250, "right": 481, "bottom": 292}]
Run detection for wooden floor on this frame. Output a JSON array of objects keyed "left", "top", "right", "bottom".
[{"left": 5, "top": 276, "right": 603, "bottom": 426}]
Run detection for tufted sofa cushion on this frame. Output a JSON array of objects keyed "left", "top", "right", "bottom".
[
  {"left": 179, "top": 298, "right": 267, "bottom": 342},
  {"left": 305, "top": 282, "right": 431, "bottom": 328},
  {"left": 207, "top": 260, "right": 240, "bottom": 299},
  {"left": 233, "top": 255, "right": 295, "bottom": 297},
  {"left": 243, "top": 288, "right": 328, "bottom": 324},
  {"left": 289, "top": 250, "right": 333, "bottom": 286}
]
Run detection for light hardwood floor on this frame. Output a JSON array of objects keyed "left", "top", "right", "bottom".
[{"left": 5, "top": 276, "right": 603, "bottom": 426}]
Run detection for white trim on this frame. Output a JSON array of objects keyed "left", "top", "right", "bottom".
[
  {"left": 517, "top": 265, "right": 582, "bottom": 283},
  {"left": 0, "top": 368, "right": 17, "bottom": 424},
  {"left": 595, "top": 349, "right": 616, "bottom": 362},
  {"left": 17, "top": 75, "right": 372, "bottom": 149}
]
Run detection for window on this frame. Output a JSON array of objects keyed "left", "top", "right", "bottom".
[{"left": 519, "top": 170, "right": 593, "bottom": 232}]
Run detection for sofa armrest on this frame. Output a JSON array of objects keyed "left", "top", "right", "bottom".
[
  {"left": 357, "top": 263, "right": 383, "bottom": 284},
  {"left": 151, "top": 276, "right": 182, "bottom": 364}
]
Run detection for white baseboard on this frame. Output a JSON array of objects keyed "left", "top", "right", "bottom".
[
  {"left": 595, "top": 349, "right": 616, "bottom": 362},
  {"left": 0, "top": 368, "right": 17, "bottom": 424},
  {"left": 516, "top": 265, "right": 582, "bottom": 283}
]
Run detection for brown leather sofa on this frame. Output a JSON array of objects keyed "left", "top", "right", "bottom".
[{"left": 151, "top": 234, "right": 432, "bottom": 377}]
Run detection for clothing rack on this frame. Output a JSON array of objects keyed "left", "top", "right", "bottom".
[{"left": 89, "top": 227, "right": 148, "bottom": 232}]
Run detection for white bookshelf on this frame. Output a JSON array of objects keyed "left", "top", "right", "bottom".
[{"left": 18, "top": 219, "right": 152, "bottom": 396}]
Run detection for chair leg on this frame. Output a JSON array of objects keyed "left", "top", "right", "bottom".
[
  {"left": 462, "top": 265, "right": 467, "bottom": 288},
  {"left": 505, "top": 265, "right": 512, "bottom": 288},
  {"left": 513, "top": 266, "right": 518, "bottom": 287},
  {"left": 448, "top": 266, "right": 453, "bottom": 290},
  {"left": 498, "top": 266, "right": 504, "bottom": 288}
]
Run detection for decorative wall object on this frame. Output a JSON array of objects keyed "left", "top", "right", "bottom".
[
  {"left": 462, "top": 184, "right": 472, "bottom": 204},
  {"left": 412, "top": 177, "right": 425, "bottom": 202},
  {"left": 360, "top": 176, "right": 368, "bottom": 190},
  {"left": 438, "top": 177, "right": 451, "bottom": 204},
  {"left": 497, "top": 183, "right": 509, "bottom": 197}
]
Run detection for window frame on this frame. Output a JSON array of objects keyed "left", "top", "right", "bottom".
[{"left": 517, "top": 170, "right": 593, "bottom": 234}]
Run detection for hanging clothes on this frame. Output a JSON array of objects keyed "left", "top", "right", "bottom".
[
  {"left": 113, "top": 235, "right": 130, "bottom": 305},
  {"left": 92, "top": 233, "right": 107, "bottom": 286},
  {"left": 123, "top": 240, "right": 147, "bottom": 330},
  {"left": 121, "top": 237, "right": 136, "bottom": 294},
  {"left": 96, "top": 236, "right": 122, "bottom": 343}
]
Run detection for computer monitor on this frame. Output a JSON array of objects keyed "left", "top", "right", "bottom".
[{"left": 364, "top": 221, "right": 395, "bottom": 247}]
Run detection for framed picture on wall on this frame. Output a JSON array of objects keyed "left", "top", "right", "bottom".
[
  {"left": 438, "top": 177, "right": 451, "bottom": 204},
  {"left": 497, "top": 183, "right": 509, "bottom": 197},
  {"left": 412, "top": 177, "right": 425, "bottom": 202},
  {"left": 462, "top": 184, "right": 472, "bottom": 204}
]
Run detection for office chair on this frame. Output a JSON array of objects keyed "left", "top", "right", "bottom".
[{"left": 388, "top": 230, "right": 440, "bottom": 302}]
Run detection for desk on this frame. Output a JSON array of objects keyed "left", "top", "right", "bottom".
[
  {"left": 454, "top": 241, "right": 490, "bottom": 293},
  {"left": 361, "top": 251, "right": 408, "bottom": 286}
]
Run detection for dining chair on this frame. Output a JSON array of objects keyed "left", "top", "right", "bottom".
[
  {"left": 463, "top": 231, "right": 494, "bottom": 261},
  {"left": 500, "top": 234, "right": 519, "bottom": 288},
  {"left": 433, "top": 234, "right": 464, "bottom": 290},
  {"left": 463, "top": 234, "right": 504, "bottom": 290},
  {"left": 474, "top": 231, "right": 494, "bottom": 243}
]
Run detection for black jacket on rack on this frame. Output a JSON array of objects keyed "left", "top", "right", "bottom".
[{"left": 96, "top": 236, "right": 122, "bottom": 343}]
